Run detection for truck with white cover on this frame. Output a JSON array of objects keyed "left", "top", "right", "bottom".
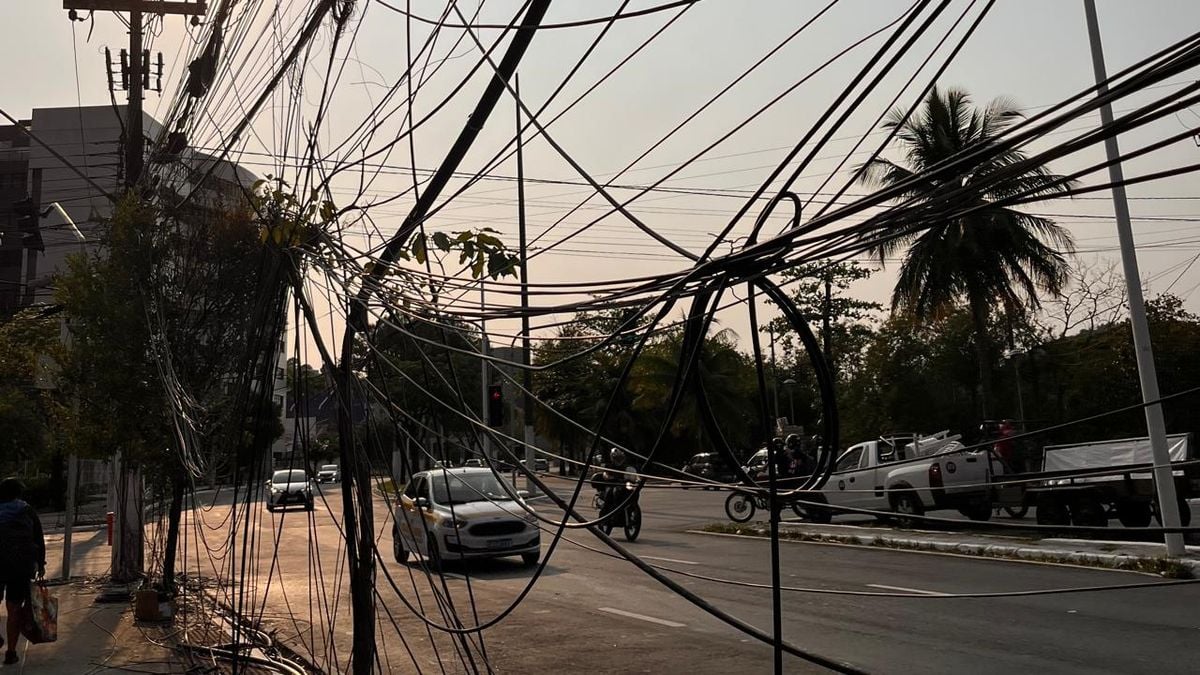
[
  {"left": 814, "top": 431, "right": 998, "bottom": 523},
  {"left": 993, "top": 434, "right": 1197, "bottom": 527}
]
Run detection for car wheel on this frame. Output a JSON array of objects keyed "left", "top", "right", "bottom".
[
  {"left": 425, "top": 534, "right": 443, "bottom": 572},
  {"left": 1153, "top": 497, "right": 1193, "bottom": 527},
  {"left": 521, "top": 551, "right": 539, "bottom": 567},
  {"left": 305, "top": 499, "right": 315, "bottom": 512},
  {"left": 891, "top": 492, "right": 924, "bottom": 528},
  {"left": 1116, "top": 500, "right": 1152, "bottom": 528},
  {"left": 1035, "top": 493, "right": 1070, "bottom": 526},
  {"left": 266, "top": 502, "right": 276, "bottom": 512},
  {"left": 1070, "top": 495, "right": 1107, "bottom": 527},
  {"left": 1002, "top": 504, "right": 1029, "bottom": 519},
  {"left": 797, "top": 495, "right": 833, "bottom": 524},
  {"left": 394, "top": 530, "right": 410, "bottom": 563},
  {"left": 958, "top": 500, "right": 992, "bottom": 522}
]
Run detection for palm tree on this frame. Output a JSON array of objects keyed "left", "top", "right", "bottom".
[{"left": 859, "top": 86, "right": 1074, "bottom": 416}]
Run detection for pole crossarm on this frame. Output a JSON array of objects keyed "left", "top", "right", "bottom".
[{"left": 63, "top": 0, "right": 207, "bottom": 15}]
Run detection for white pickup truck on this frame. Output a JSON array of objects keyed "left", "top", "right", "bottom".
[{"left": 816, "top": 432, "right": 997, "bottom": 523}]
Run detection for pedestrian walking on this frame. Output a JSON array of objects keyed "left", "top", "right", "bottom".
[{"left": 0, "top": 478, "right": 47, "bottom": 665}]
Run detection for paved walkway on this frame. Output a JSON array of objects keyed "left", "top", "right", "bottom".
[{"left": 3, "top": 527, "right": 186, "bottom": 673}]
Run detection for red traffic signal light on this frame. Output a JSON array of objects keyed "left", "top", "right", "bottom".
[{"left": 487, "top": 384, "right": 503, "bottom": 427}]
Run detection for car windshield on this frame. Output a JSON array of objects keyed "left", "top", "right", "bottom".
[
  {"left": 320, "top": 465, "right": 338, "bottom": 471},
  {"left": 272, "top": 470, "right": 306, "bottom": 483},
  {"left": 430, "top": 472, "right": 514, "bottom": 505}
]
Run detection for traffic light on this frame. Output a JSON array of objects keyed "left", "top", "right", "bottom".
[
  {"left": 487, "top": 383, "right": 504, "bottom": 427},
  {"left": 11, "top": 198, "right": 43, "bottom": 252}
]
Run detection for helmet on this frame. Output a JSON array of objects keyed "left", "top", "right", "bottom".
[
  {"left": 609, "top": 447, "right": 626, "bottom": 466},
  {"left": 785, "top": 433, "right": 801, "bottom": 448}
]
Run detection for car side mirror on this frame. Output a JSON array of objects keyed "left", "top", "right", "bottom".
[
  {"left": 415, "top": 497, "right": 431, "bottom": 510},
  {"left": 517, "top": 490, "right": 530, "bottom": 499}
]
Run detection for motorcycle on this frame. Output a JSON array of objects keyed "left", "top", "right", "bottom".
[
  {"left": 595, "top": 479, "right": 642, "bottom": 542},
  {"left": 725, "top": 490, "right": 811, "bottom": 523}
]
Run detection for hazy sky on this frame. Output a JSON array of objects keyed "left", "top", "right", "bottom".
[{"left": 4, "top": 0, "right": 1200, "bottom": 362}]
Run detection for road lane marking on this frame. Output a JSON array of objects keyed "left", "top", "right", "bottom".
[
  {"left": 866, "top": 583, "right": 948, "bottom": 596},
  {"left": 596, "top": 607, "right": 686, "bottom": 628},
  {"left": 641, "top": 555, "right": 700, "bottom": 566}
]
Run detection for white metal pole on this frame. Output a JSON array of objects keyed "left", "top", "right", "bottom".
[
  {"left": 61, "top": 452, "right": 78, "bottom": 579},
  {"left": 1083, "top": 0, "right": 1184, "bottom": 555}
]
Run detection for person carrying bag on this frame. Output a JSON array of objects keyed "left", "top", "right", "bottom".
[{"left": 0, "top": 478, "right": 48, "bottom": 665}]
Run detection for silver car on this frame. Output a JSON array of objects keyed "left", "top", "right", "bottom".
[
  {"left": 393, "top": 468, "right": 539, "bottom": 568},
  {"left": 316, "top": 464, "right": 340, "bottom": 483},
  {"left": 266, "top": 469, "right": 314, "bottom": 511}
]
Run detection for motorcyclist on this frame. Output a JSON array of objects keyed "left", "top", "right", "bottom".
[
  {"left": 597, "top": 448, "right": 636, "bottom": 522},
  {"left": 770, "top": 436, "right": 792, "bottom": 480},
  {"left": 786, "top": 434, "right": 812, "bottom": 478}
]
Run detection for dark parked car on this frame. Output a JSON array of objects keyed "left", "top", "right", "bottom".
[{"left": 682, "top": 452, "right": 736, "bottom": 488}]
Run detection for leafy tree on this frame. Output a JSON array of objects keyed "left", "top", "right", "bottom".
[
  {"left": 858, "top": 86, "right": 1075, "bottom": 416},
  {"left": 287, "top": 357, "right": 327, "bottom": 401},
  {"left": 0, "top": 308, "right": 58, "bottom": 470},
  {"left": 769, "top": 261, "right": 882, "bottom": 379},
  {"left": 364, "top": 313, "right": 485, "bottom": 473},
  {"left": 55, "top": 196, "right": 172, "bottom": 467},
  {"left": 630, "top": 325, "right": 762, "bottom": 464},
  {"left": 533, "top": 315, "right": 642, "bottom": 468}
]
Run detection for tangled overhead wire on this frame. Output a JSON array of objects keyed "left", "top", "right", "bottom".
[{"left": 83, "top": 0, "right": 1200, "bottom": 673}]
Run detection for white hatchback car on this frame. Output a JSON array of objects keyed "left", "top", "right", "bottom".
[
  {"left": 394, "top": 468, "right": 540, "bottom": 568},
  {"left": 266, "top": 469, "right": 314, "bottom": 511}
]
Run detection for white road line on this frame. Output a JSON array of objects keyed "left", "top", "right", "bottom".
[
  {"left": 640, "top": 555, "right": 701, "bottom": 566},
  {"left": 866, "top": 583, "right": 949, "bottom": 596},
  {"left": 596, "top": 607, "right": 687, "bottom": 628}
]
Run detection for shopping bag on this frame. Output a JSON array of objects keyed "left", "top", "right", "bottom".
[{"left": 19, "top": 582, "right": 58, "bottom": 644}]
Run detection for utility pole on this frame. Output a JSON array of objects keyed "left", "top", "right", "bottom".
[
  {"left": 768, "top": 324, "right": 780, "bottom": 424},
  {"left": 64, "top": 0, "right": 208, "bottom": 587},
  {"left": 63, "top": 1, "right": 205, "bottom": 187},
  {"left": 516, "top": 74, "right": 536, "bottom": 491},
  {"left": 126, "top": 5, "right": 144, "bottom": 186},
  {"left": 1083, "top": 0, "right": 1185, "bottom": 555},
  {"left": 822, "top": 269, "right": 833, "bottom": 375}
]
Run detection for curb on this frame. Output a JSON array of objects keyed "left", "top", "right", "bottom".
[{"left": 695, "top": 524, "right": 1200, "bottom": 577}]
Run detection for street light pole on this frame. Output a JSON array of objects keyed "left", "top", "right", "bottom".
[
  {"left": 1083, "top": 0, "right": 1184, "bottom": 556},
  {"left": 783, "top": 378, "right": 797, "bottom": 427}
]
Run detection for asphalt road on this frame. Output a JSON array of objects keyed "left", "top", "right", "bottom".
[{"left": 171, "top": 477, "right": 1200, "bottom": 674}]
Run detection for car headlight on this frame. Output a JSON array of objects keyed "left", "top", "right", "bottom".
[
  {"left": 270, "top": 487, "right": 282, "bottom": 494},
  {"left": 522, "top": 511, "right": 537, "bottom": 524},
  {"left": 444, "top": 517, "right": 469, "bottom": 529}
]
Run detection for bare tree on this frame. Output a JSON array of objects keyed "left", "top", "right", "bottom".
[{"left": 1037, "top": 258, "right": 1128, "bottom": 339}]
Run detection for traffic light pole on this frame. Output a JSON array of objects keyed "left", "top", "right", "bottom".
[{"left": 480, "top": 283, "right": 490, "bottom": 461}]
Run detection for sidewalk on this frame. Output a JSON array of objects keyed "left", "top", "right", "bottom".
[
  {"left": 707, "top": 520, "right": 1200, "bottom": 576},
  {"left": 5, "top": 526, "right": 184, "bottom": 673},
  {"left": 7, "top": 578, "right": 186, "bottom": 674}
]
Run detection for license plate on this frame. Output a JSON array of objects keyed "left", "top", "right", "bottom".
[{"left": 487, "top": 538, "right": 512, "bottom": 550}]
